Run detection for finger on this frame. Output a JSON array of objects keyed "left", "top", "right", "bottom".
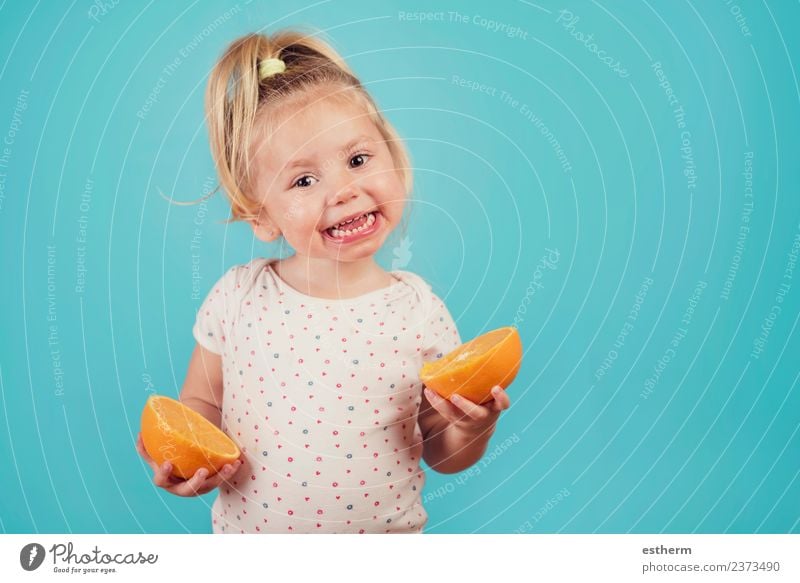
[
  {"left": 423, "top": 388, "right": 461, "bottom": 424},
  {"left": 202, "top": 461, "right": 241, "bottom": 491},
  {"left": 448, "top": 393, "right": 491, "bottom": 421},
  {"left": 170, "top": 467, "right": 209, "bottom": 497},
  {"left": 488, "top": 386, "right": 511, "bottom": 412},
  {"left": 152, "top": 461, "right": 178, "bottom": 488},
  {"left": 138, "top": 436, "right": 177, "bottom": 480},
  {"left": 226, "top": 459, "right": 244, "bottom": 480},
  {"left": 137, "top": 436, "right": 170, "bottom": 479}
]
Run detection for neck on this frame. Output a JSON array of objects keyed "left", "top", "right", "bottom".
[{"left": 279, "top": 253, "right": 387, "bottom": 296}]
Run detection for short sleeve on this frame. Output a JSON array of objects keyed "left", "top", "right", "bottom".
[
  {"left": 192, "top": 265, "right": 241, "bottom": 355},
  {"left": 421, "top": 292, "right": 462, "bottom": 363}
]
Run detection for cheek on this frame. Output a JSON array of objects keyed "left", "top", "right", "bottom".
[
  {"left": 281, "top": 201, "right": 326, "bottom": 237},
  {"left": 370, "top": 172, "right": 406, "bottom": 220},
  {"left": 371, "top": 170, "right": 405, "bottom": 200}
]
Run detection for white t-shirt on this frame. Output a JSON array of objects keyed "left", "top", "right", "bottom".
[{"left": 192, "top": 257, "right": 461, "bottom": 533}]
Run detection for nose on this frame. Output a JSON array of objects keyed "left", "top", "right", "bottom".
[{"left": 328, "top": 168, "right": 361, "bottom": 207}]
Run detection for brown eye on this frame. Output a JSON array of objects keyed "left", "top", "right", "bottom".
[
  {"left": 293, "top": 175, "right": 316, "bottom": 189},
  {"left": 350, "top": 153, "right": 370, "bottom": 168}
]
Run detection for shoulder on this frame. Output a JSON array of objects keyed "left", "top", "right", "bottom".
[
  {"left": 392, "top": 269, "right": 453, "bottom": 316},
  {"left": 210, "top": 257, "right": 273, "bottom": 301},
  {"left": 396, "top": 271, "right": 461, "bottom": 355},
  {"left": 392, "top": 269, "right": 433, "bottom": 302}
]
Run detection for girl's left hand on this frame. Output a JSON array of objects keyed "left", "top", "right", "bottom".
[{"left": 423, "top": 385, "right": 511, "bottom": 436}]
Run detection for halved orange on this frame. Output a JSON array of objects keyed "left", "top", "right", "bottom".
[
  {"left": 140, "top": 394, "right": 241, "bottom": 479},
  {"left": 420, "top": 326, "right": 523, "bottom": 405}
]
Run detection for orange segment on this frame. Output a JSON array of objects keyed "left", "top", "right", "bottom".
[
  {"left": 140, "top": 395, "right": 240, "bottom": 479},
  {"left": 420, "top": 326, "right": 522, "bottom": 405}
]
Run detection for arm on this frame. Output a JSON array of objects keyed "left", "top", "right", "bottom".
[
  {"left": 416, "top": 292, "right": 510, "bottom": 473},
  {"left": 135, "top": 342, "right": 242, "bottom": 496},
  {"left": 419, "top": 386, "right": 506, "bottom": 474},
  {"left": 178, "top": 342, "right": 224, "bottom": 428}
]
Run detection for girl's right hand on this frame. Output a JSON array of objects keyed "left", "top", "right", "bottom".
[{"left": 135, "top": 432, "right": 243, "bottom": 497}]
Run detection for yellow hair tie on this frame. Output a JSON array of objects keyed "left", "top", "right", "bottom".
[{"left": 258, "top": 57, "right": 286, "bottom": 80}]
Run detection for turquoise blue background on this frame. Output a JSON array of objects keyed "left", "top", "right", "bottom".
[{"left": 1, "top": 0, "right": 798, "bottom": 534}]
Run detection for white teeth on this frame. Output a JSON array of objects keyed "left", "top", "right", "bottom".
[
  {"left": 328, "top": 212, "right": 376, "bottom": 239},
  {"left": 335, "top": 212, "right": 369, "bottom": 229}
]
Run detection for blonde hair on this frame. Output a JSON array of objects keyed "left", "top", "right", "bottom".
[{"left": 184, "top": 27, "right": 413, "bottom": 228}]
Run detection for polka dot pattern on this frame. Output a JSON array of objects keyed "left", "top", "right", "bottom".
[{"left": 192, "top": 258, "right": 461, "bottom": 533}]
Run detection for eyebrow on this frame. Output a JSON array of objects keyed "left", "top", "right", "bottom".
[{"left": 281, "top": 135, "right": 374, "bottom": 174}]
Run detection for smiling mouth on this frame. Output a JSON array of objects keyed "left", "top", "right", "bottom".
[{"left": 322, "top": 210, "right": 378, "bottom": 239}]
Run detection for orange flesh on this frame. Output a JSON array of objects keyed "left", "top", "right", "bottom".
[
  {"left": 147, "top": 396, "right": 239, "bottom": 458},
  {"left": 421, "top": 327, "right": 510, "bottom": 378}
]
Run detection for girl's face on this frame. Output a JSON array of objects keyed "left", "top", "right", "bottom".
[{"left": 247, "top": 96, "right": 406, "bottom": 263}]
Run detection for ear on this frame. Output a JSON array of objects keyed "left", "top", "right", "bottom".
[{"left": 246, "top": 208, "right": 281, "bottom": 244}]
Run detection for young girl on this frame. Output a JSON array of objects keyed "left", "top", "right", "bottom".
[{"left": 135, "top": 29, "right": 512, "bottom": 534}]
